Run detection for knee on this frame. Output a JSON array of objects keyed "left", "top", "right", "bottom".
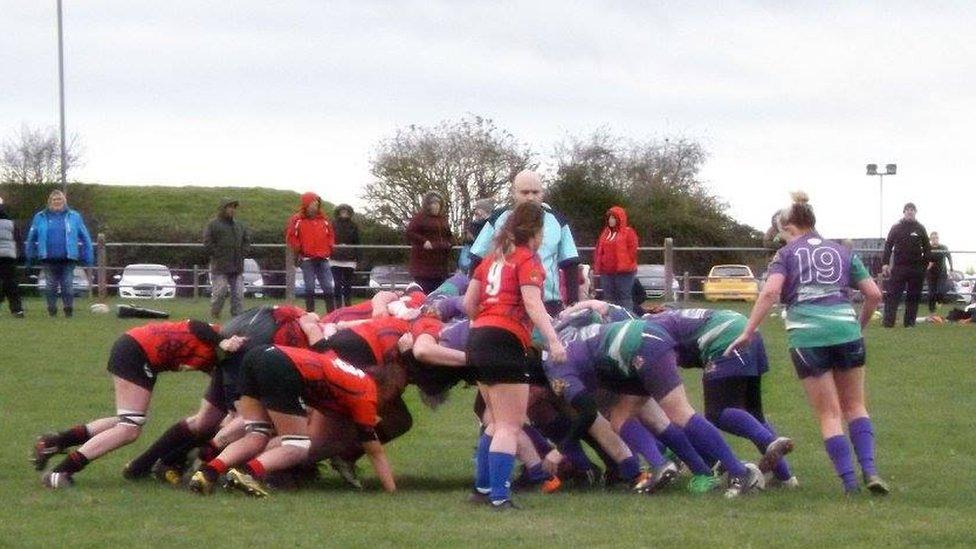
[{"left": 840, "top": 401, "right": 867, "bottom": 422}]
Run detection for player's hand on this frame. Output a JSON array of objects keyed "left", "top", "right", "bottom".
[
  {"left": 881, "top": 265, "right": 891, "bottom": 278},
  {"left": 423, "top": 240, "right": 433, "bottom": 250},
  {"left": 542, "top": 449, "right": 563, "bottom": 476},
  {"left": 548, "top": 339, "right": 567, "bottom": 363},
  {"left": 723, "top": 333, "right": 750, "bottom": 357},
  {"left": 219, "top": 335, "right": 247, "bottom": 352},
  {"left": 299, "top": 312, "right": 320, "bottom": 324}
]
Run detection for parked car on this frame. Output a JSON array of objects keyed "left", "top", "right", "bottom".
[
  {"left": 206, "top": 258, "right": 265, "bottom": 297},
  {"left": 703, "top": 264, "right": 759, "bottom": 302},
  {"left": 634, "top": 264, "right": 680, "bottom": 299},
  {"left": 368, "top": 265, "right": 414, "bottom": 292},
  {"left": 33, "top": 266, "right": 91, "bottom": 297},
  {"left": 115, "top": 263, "right": 178, "bottom": 299},
  {"left": 950, "top": 271, "right": 974, "bottom": 304}
]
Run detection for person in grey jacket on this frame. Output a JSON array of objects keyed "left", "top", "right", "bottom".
[
  {"left": 203, "top": 198, "right": 250, "bottom": 318},
  {"left": 0, "top": 197, "right": 24, "bottom": 317}
]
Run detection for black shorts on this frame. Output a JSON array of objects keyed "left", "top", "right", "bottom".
[
  {"left": 598, "top": 372, "right": 649, "bottom": 397},
  {"left": 318, "top": 329, "right": 376, "bottom": 367},
  {"left": 219, "top": 349, "right": 247, "bottom": 409},
  {"left": 466, "top": 326, "right": 531, "bottom": 385},
  {"left": 240, "top": 346, "right": 306, "bottom": 416},
  {"left": 203, "top": 366, "right": 228, "bottom": 412},
  {"left": 106, "top": 334, "right": 156, "bottom": 391},
  {"left": 790, "top": 338, "right": 866, "bottom": 379},
  {"left": 702, "top": 376, "right": 764, "bottom": 424}
]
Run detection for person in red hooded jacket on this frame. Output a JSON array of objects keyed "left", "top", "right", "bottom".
[
  {"left": 593, "top": 206, "right": 639, "bottom": 312},
  {"left": 285, "top": 193, "right": 336, "bottom": 313}
]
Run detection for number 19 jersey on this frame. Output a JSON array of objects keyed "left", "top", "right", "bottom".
[{"left": 471, "top": 246, "right": 546, "bottom": 347}]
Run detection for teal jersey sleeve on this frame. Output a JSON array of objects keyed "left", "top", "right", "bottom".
[
  {"left": 470, "top": 210, "right": 507, "bottom": 259},
  {"left": 850, "top": 255, "right": 870, "bottom": 285},
  {"left": 557, "top": 222, "right": 579, "bottom": 263}
]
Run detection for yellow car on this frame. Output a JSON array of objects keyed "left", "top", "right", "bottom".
[{"left": 703, "top": 264, "right": 759, "bottom": 302}]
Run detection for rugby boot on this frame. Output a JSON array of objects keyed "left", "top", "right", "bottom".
[
  {"left": 758, "top": 437, "right": 794, "bottom": 474},
  {"left": 225, "top": 468, "right": 270, "bottom": 498},
  {"left": 865, "top": 474, "right": 890, "bottom": 496},
  {"left": 724, "top": 463, "right": 764, "bottom": 499},
  {"left": 31, "top": 434, "right": 62, "bottom": 471}
]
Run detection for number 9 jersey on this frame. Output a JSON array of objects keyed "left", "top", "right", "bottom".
[
  {"left": 767, "top": 231, "right": 871, "bottom": 348},
  {"left": 471, "top": 246, "right": 546, "bottom": 348}
]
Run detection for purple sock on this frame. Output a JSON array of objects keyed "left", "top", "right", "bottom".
[
  {"left": 684, "top": 414, "right": 747, "bottom": 478},
  {"left": 763, "top": 421, "right": 793, "bottom": 481},
  {"left": 716, "top": 408, "right": 776, "bottom": 450},
  {"left": 562, "top": 441, "right": 595, "bottom": 471},
  {"left": 824, "top": 435, "right": 858, "bottom": 492},
  {"left": 618, "top": 456, "right": 641, "bottom": 481},
  {"left": 619, "top": 418, "right": 667, "bottom": 468},
  {"left": 656, "top": 423, "right": 711, "bottom": 475},
  {"left": 522, "top": 425, "right": 553, "bottom": 457},
  {"left": 848, "top": 417, "right": 877, "bottom": 477}
]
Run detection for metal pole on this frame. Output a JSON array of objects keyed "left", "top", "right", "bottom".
[
  {"left": 878, "top": 174, "right": 883, "bottom": 238},
  {"left": 56, "top": 0, "right": 68, "bottom": 193}
]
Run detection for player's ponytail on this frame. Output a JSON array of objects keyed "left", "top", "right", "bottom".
[
  {"left": 779, "top": 190, "right": 816, "bottom": 230},
  {"left": 492, "top": 202, "right": 544, "bottom": 258}
]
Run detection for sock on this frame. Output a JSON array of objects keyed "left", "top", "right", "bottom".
[
  {"left": 526, "top": 463, "right": 551, "bottom": 483},
  {"left": 488, "top": 452, "right": 516, "bottom": 503},
  {"left": 127, "top": 420, "right": 194, "bottom": 475},
  {"left": 244, "top": 459, "right": 266, "bottom": 479},
  {"left": 618, "top": 456, "right": 641, "bottom": 481},
  {"left": 561, "top": 441, "right": 595, "bottom": 471},
  {"left": 522, "top": 425, "right": 554, "bottom": 457},
  {"left": 848, "top": 417, "right": 878, "bottom": 478},
  {"left": 684, "top": 414, "right": 747, "bottom": 478},
  {"left": 202, "top": 458, "right": 228, "bottom": 482},
  {"left": 475, "top": 433, "right": 491, "bottom": 492},
  {"left": 716, "top": 409, "right": 776, "bottom": 451},
  {"left": 762, "top": 421, "right": 793, "bottom": 481},
  {"left": 824, "top": 435, "right": 859, "bottom": 492},
  {"left": 52, "top": 450, "right": 89, "bottom": 474},
  {"left": 52, "top": 425, "right": 90, "bottom": 450},
  {"left": 619, "top": 418, "right": 667, "bottom": 468},
  {"left": 197, "top": 440, "right": 221, "bottom": 464},
  {"left": 656, "top": 423, "right": 711, "bottom": 475}
]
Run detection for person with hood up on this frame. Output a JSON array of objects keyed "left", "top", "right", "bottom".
[
  {"left": 204, "top": 197, "right": 250, "bottom": 319},
  {"left": 593, "top": 206, "right": 639, "bottom": 312},
  {"left": 285, "top": 192, "right": 336, "bottom": 313},
  {"left": 406, "top": 191, "right": 454, "bottom": 294},
  {"left": 0, "top": 197, "right": 25, "bottom": 317},
  {"left": 330, "top": 204, "right": 361, "bottom": 308}
]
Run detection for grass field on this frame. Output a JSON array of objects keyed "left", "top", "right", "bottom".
[{"left": 2, "top": 297, "right": 975, "bottom": 548}]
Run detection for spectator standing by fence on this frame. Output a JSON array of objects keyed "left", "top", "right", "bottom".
[
  {"left": 881, "top": 202, "right": 930, "bottom": 328},
  {"left": 594, "top": 205, "right": 639, "bottom": 312},
  {"left": 0, "top": 197, "right": 25, "bottom": 317},
  {"left": 203, "top": 197, "right": 250, "bottom": 319},
  {"left": 331, "top": 203, "right": 360, "bottom": 308},
  {"left": 25, "top": 190, "right": 93, "bottom": 318},
  {"left": 927, "top": 231, "right": 953, "bottom": 314},
  {"left": 459, "top": 198, "right": 493, "bottom": 273},
  {"left": 286, "top": 192, "right": 336, "bottom": 313},
  {"left": 406, "top": 191, "right": 453, "bottom": 294}
]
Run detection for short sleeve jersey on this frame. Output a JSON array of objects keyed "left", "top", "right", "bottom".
[
  {"left": 275, "top": 346, "right": 378, "bottom": 427},
  {"left": 127, "top": 321, "right": 218, "bottom": 373},
  {"left": 767, "top": 232, "right": 871, "bottom": 348},
  {"left": 471, "top": 246, "right": 546, "bottom": 347},
  {"left": 348, "top": 317, "right": 411, "bottom": 366}
]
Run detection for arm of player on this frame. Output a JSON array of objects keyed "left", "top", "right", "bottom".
[
  {"left": 560, "top": 299, "right": 610, "bottom": 318},
  {"left": 412, "top": 333, "right": 467, "bottom": 367},
  {"left": 724, "top": 273, "right": 783, "bottom": 356},
  {"left": 855, "top": 277, "right": 883, "bottom": 330},
  {"left": 522, "top": 285, "right": 566, "bottom": 363},
  {"left": 362, "top": 438, "right": 396, "bottom": 493},
  {"left": 371, "top": 291, "right": 397, "bottom": 318}
]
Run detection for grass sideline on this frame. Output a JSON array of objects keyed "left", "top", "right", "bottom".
[{"left": 1, "top": 297, "right": 975, "bottom": 547}]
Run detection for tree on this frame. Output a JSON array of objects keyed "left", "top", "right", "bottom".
[
  {"left": 1, "top": 124, "right": 82, "bottom": 185},
  {"left": 363, "top": 115, "right": 534, "bottom": 236}
]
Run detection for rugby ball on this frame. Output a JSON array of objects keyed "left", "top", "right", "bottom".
[{"left": 90, "top": 303, "right": 110, "bottom": 314}]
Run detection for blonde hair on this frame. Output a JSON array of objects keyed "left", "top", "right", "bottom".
[
  {"left": 778, "top": 190, "right": 815, "bottom": 230},
  {"left": 47, "top": 189, "right": 66, "bottom": 208}
]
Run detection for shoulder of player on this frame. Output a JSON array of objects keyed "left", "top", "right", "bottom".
[{"left": 540, "top": 204, "right": 571, "bottom": 228}]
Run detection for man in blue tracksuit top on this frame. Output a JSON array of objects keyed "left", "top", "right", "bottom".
[{"left": 25, "top": 190, "right": 94, "bottom": 317}]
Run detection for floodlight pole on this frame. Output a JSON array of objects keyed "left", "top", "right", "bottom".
[
  {"left": 866, "top": 164, "right": 896, "bottom": 238},
  {"left": 56, "top": 0, "right": 68, "bottom": 194}
]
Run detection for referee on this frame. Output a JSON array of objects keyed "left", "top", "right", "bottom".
[{"left": 881, "top": 202, "right": 931, "bottom": 327}]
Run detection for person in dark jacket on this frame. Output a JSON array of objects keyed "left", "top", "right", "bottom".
[
  {"left": 926, "top": 231, "right": 953, "bottom": 314},
  {"left": 331, "top": 204, "right": 361, "bottom": 308},
  {"left": 459, "top": 198, "right": 492, "bottom": 273},
  {"left": 25, "top": 189, "right": 94, "bottom": 317},
  {"left": 0, "top": 198, "right": 25, "bottom": 317},
  {"left": 285, "top": 192, "right": 336, "bottom": 313},
  {"left": 593, "top": 205, "right": 639, "bottom": 311},
  {"left": 881, "top": 202, "right": 930, "bottom": 327},
  {"left": 203, "top": 198, "right": 250, "bottom": 319},
  {"left": 406, "top": 191, "right": 453, "bottom": 294}
]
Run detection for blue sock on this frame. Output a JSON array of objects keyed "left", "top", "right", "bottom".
[
  {"left": 475, "top": 433, "right": 491, "bottom": 492},
  {"left": 684, "top": 414, "right": 747, "bottom": 478},
  {"left": 656, "top": 423, "right": 711, "bottom": 475},
  {"left": 618, "top": 456, "right": 641, "bottom": 481},
  {"left": 488, "top": 452, "right": 516, "bottom": 503}
]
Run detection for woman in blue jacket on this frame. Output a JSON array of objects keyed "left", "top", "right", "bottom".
[{"left": 25, "top": 190, "right": 94, "bottom": 317}]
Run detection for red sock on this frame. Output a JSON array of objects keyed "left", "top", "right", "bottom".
[
  {"left": 245, "top": 459, "right": 266, "bottom": 479},
  {"left": 208, "top": 458, "right": 229, "bottom": 475}
]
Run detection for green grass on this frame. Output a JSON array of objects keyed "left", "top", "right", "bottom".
[{"left": 2, "top": 297, "right": 975, "bottom": 547}]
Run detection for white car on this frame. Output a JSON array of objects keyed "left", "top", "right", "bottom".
[
  {"left": 115, "top": 263, "right": 179, "bottom": 299},
  {"left": 951, "top": 271, "right": 975, "bottom": 304}
]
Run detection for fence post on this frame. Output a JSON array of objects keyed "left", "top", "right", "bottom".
[
  {"left": 663, "top": 237, "right": 675, "bottom": 301},
  {"left": 682, "top": 271, "right": 690, "bottom": 302},
  {"left": 97, "top": 233, "right": 107, "bottom": 300},
  {"left": 192, "top": 264, "right": 199, "bottom": 300},
  {"left": 285, "top": 246, "right": 295, "bottom": 301}
]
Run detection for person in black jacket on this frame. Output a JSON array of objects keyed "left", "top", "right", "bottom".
[
  {"left": 926, "top": 231, "right": 953, "bottom": 313},
  {"left": 0, "top": 198, "right": 25, "bottom": 317},
  {"left": 330, "top": 204, "right": 361, "bottom": 308},
  {"left": 881, "top": 202, "right": 931, "bottom": 327}
]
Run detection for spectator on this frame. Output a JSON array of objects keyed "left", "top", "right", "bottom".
[
  {"left": 285, "top": 192, "right": 336, "bottom": 313},
  {"left": 331, "top": 203, "right": 360, "bottom": 308},
  {"left": 203, "top": 197, "right": 250, "bottom": 319},
  {"left": 458, "top": 198, "right": 493, "bottom": 273},
  {"left": 469, "top": 170, "right": 581, "bottom": 315},
  {"left": 25, "top": 189, "right": 93, "bottom": 317},
  {"left": 881, "top": 202, "right": 930, "bottom": 327},
  {"left": 593, "top": 205, "right": 639, "bottom": 312},
  {"left": 406, "top": 191, "right": 453, "bottom": 293},
  {"left": 0, "top": 197, "right": 25, "bottom": 317},
  {"left": 927, "top": 231, "right": 953, "bottom": 314}
]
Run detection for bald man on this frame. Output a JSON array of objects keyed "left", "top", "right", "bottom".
[{"left": 469, "top": 170, "right": 581, "bottom": 315}]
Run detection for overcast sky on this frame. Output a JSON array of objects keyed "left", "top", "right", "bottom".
[{"left": 3, "top": 1, "right": 975, "bottom": 267}]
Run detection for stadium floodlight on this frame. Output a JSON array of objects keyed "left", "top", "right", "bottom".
[
  {"left": 56, "top": 0, "right": 68, "bottom": 194},
  {"left": 866, "top": 162, "right": 897, "bottom": 238}
]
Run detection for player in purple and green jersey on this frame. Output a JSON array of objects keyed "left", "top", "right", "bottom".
[{"left": 726, "top": 192, "right": 888, "bottom": 495}]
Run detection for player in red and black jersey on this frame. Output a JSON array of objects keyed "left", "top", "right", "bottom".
[
  {"left": 32, "top": 320, "right": 247, "bottom": 489},
  {"left": 188, "top": 345, "right": 396, "bottom": 496},
  {"left": 462, "top": 201, "right": 566, "bottom": 510}
]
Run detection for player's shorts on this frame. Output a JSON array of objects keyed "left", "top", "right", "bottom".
[
  {"left": 317, "top": 329, "right": 376, "bottom": 368},
  {"left": 635, "top": 347, "right": 683, "bottom": 402},
  {"left": 467, "top": 326, "right": 531, "bottom": 385},
  {"left": 240, "top": 346, "right": 306, "bottom": 416},
  {"left": 702, "top": 376, "right": 764, "bottom": 424},
  {"left": 790, "top": 338, "right": 866, "bottom": 379},
  {"left": 203, "top": 366, "right": 228, "bottom": 412},
  {"left": 598, "top": 372, "right": 650, "bottom": 397},
  {"left": 219, "top": 348, "right": 249, "bottom": 409},
  {"left": 106, "top": 334, "right": 156, "bottom": 391},
  {"left": 702, "top": 334, "right": 769, "bottom": 382},
  {"left": 544, "top": 358, "right": 596, "bottom": 402}
]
